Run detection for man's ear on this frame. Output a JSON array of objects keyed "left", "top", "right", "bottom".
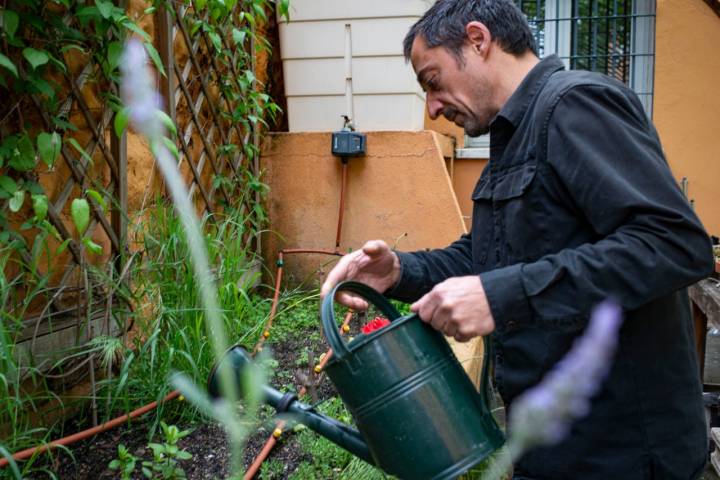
[{"left": 465, "top": 21, "right": 492, "bottom": 57}]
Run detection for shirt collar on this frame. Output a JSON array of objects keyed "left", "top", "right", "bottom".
[{"left": 495, "top": 54, "right": 565, "bottom": 128}]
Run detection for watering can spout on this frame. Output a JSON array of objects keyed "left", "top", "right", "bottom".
[{"left": 207, "top": 346, "right": 375, "bottom": 465}]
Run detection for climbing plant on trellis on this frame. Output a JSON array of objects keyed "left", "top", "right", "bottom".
[
  {"left": 154, "top": 0, "right": 284, "bottom": 252},
  {"left": 0, "top": 0, "right": 284, "bottom": 430}
]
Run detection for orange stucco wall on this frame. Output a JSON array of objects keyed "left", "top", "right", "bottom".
[
  {"left": 260, "top": 131, "right": 466, "bottom": 285},
  {"left": 259, "top": 130, "right": 487, "bottom": 381},
  {"left": 654, "top": 0, "right": 720, "bottom": 236}
]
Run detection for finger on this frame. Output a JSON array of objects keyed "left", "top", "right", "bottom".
[
  {"left": 444, "top": 323, "right": 458, "bottom": 338},
  {"left": 335, "top": 291, "right": 369, "bottom": 311},
  {"left": 454, "top": 333, "right": 471, "bottom": 343},
  {"left": 418, "top": 295, "right": 444, "bottom": 330},
  {"left": 320, "top": 253, "right": 357, "bottom": 298}
]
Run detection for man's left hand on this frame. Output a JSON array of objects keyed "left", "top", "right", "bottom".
[{"left": 411, "top": 276, "right": 495, "bottom": 342}]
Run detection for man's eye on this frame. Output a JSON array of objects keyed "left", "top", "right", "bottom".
[{"left": 426, "top": 78, "right": 438, "bottom": 91}]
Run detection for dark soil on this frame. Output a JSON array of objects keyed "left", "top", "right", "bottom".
[{"left": 46, "top": 321, "right": 345, "bottom": 480}]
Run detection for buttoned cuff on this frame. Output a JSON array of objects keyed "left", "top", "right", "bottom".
[
  {"left": 480, "top": 264, "right": 533, "bottom": 333},
  {"left": 385, "top": 251, "right": 432, "bottom": 303}
]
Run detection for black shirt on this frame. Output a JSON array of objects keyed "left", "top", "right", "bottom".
[{"left": 390, "top": 55, "right": 714, "bottom": 479}]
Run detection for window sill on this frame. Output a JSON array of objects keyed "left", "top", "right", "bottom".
[{"left": 455, "top": 147, "right": 489, "bottom": 159}]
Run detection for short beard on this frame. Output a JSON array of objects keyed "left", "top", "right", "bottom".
[{"left": 464, "top": 119, "right": 490, "bottom": 137}]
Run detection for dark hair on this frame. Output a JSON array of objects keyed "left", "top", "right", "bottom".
[{"left": 403, "top": 0, "right": 537, "bottom": 64}]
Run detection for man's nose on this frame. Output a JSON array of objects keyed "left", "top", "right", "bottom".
[{"left": 426, "top": 93, "right": 443, "bottom": 120}]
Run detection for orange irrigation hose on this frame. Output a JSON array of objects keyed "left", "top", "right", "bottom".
[
  {"left": 254, "top": 253, "right": 284, "bottom": 354},
  {"left": 0, "top": 390, "right": 181, "bottom": 469},
  {"left": 244, "top": 311, "right": 354, "bottom": 479},
  {"left": 281, "top": 248, "right": 342, "bottom": 256},
  {"left": 335, "top": 161, "right": 348, "bottom": 248},
  {"left": 253, "top": 249, "right": 345, "bottom": 354}
]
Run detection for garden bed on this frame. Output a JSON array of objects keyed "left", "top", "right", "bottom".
[{"left": 47, "top": 299, "right": 389, "bottom": 479}]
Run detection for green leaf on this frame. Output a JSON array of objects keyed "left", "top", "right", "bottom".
[
  {"left": 60, "top": 44, "right": 86, "bottom": 55},
  {"left": 37, "top": 132, "right": 61, "bottom": 167},
  {"left": 22, "top": 47, "right": 49, "bottom": 70},
  {"left": 71, "top": 198, "right": 90, "bottom": 235},
  {"left": 279, "top": 0, "right": 290, "bottom": 21},
  {"left": 108, "top": 460, "right": 120, "bottom": 469},
  {"left": 208, "top": 31, "right": 222, "bottom": 52},
  {"left": 2, "top": 10, "right": 19, "bottom": 38},
  {"left": 96, "top": 0, "right": 114, "bottom": 19},
  {"left": 176, "top": 450, "right": 192, "bottom": 460},
  {"left": 85, "top": 189, "right": 106, "bottom": 212},
  {"left": 107, "top": 41, "right": 123, "bottom": 72},
  {"left": 53, "top": 116, "right": 79, "bottom": 132},
  {"left": 67, "top": 138, "right": 93, "bottom": 164},
  {"left": 55, "top": 237, "right": 71, "bottom": 254},
  {"left": 32, "top": 194, "right": 48, "bottom": 221},
  {"left": 9, "top": 190, "right": 24, "bottom": 212},
  {"left": 162, "top": 137, "right": 179, "bottom": 160},
  {"left": 195, "top": 0, "right": 207, "bottom": 11},
  {"left": 0, "top": 176, "right": 18, "bottom": 195},
  {"left": 143, "top": 41, "right": 166, "bottom": 77},
  {"left": 28, "top": 76, "right": 55, "bottom": 98},
  {"left": 82, "top": 237, "right": 103, "bottom": 255},
  {"left": 232, "top": 28, "right": 246, "bottom": 47},
  {"left": 0, "top": 53, "right": 18, "bottom": 78},
  {"left": 8, "top": 134, "right": 37, "bottom": 171},
  {"left": 155, "top": 110, "right": 177, "bottom": 137},
  {"left": 114, "top": 107, "right": 130, "bottom": 138},
  {"left": 123, "top": 21, "right": 151, "bottom": 41}
]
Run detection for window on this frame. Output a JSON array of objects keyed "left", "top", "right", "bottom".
[{"left": 461, "top": 0, "right": 656, "bottom": 156}]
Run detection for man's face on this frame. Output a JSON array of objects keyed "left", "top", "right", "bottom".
[{"left": 410, "top": 36, "right": 496, "bottom": 137}]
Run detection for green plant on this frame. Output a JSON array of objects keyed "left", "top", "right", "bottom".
[
  {"left": 259, "top": 458, "right": 286, "bottom": 479},
  {"left": 141, "top": 422, "right": 192, "bottom": 479},
  {"left": 108, "top": 444, "right": 139, "bottom": 480}
]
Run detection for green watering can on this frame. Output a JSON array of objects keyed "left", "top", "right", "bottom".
[{"left": 208, "top": 281, "right": 504, "bottom": 479}]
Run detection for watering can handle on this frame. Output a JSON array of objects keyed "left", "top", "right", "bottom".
[{"left": 321, "top": 281, "right": 402, "bottom": 360}]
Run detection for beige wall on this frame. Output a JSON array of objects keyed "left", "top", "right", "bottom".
[
  {"left": 260, "top": 131, "right": 466, "bottom": 285},
  {"left": 654, "top": 0, "right": 720, "bottom": 236}
]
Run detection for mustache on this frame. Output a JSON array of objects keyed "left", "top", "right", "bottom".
[{"left": 442, "top": 107, "right": 459, "bottom": 121}]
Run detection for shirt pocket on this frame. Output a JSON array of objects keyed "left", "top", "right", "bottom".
[{"left": 492, "top": 154, "right": 545, "bottom": 263}]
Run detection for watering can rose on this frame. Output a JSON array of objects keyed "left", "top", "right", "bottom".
[{"left": 361, "top": 317, "right": 391, "bottom": 334}]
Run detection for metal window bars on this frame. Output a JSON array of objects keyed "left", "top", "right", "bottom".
[{"left": 516, "top": 0, "right": 656, "bottom": 115}]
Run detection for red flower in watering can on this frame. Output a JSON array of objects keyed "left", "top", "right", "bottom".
[{"left": 361, "top": 317, "right": 391, "bottom": 334}]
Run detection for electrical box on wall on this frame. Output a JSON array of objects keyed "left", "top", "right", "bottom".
[{"left": 331, "top": 130, "right": 366, "bottom": 157}]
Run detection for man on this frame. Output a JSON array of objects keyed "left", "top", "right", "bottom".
[{"left": 321, "top": 0, "right": 714, "bottom": 478}]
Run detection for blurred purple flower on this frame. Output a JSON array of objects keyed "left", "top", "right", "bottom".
[
  {"left": 506, "top": 301, "right": 623, "bottom": 460},
  {"left": 119, "top": 39, "right": 164, "bottom": 139}
]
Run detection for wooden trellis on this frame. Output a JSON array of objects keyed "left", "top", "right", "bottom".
[
  {"left": 9, "top": 59, "right": 130, "bottom": 387},
  {"left": 155, "top": 1, "right": 262, "bottom": 253},
  {"left": 5, "top": 0, "right": 267, "bottom": 398}
]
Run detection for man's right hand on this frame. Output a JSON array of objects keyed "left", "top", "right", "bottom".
[{"left": 320, "top": 240, "right": 401, "bottom": 310}]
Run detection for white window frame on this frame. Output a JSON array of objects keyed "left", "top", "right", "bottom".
[{"left": 460, "top": 0, "right": 656, "bottom": 157}]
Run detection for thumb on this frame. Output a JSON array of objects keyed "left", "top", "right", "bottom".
[{"left": 361, "top": 240, "right": 386, "bottom": 257}]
